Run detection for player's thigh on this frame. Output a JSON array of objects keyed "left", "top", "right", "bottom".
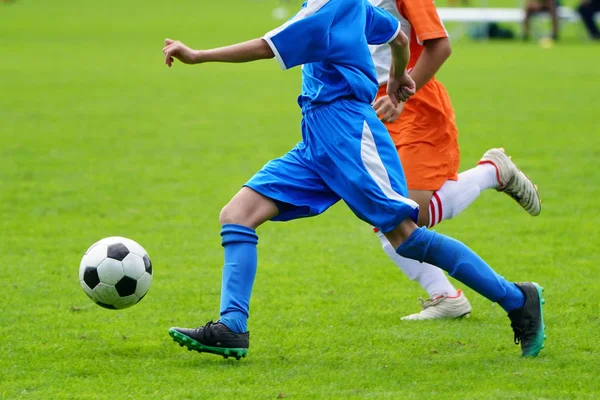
[
  {"left": 244, "top": 144, "right": 341, "bottom": 222},
  {"left": 308, "top": 102, "right": 418, "bottom": 233}
]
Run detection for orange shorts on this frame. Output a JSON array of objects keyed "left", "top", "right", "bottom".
[{"left": 377, "top": 78, "right": 459, "bottom": 191}]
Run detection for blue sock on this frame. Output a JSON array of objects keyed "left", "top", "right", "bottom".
[
  {"left": 396, "top": 227, "right": 524, "bottom": 312},
  {"left": 218, "top": 224, "right": 258, "bottom": 333}
]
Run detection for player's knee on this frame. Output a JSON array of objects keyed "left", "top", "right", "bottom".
[
  {"left": 219, "top": 203, "right": 246, "bottom": 226},
  {"left": 219, "top": 189, "right": 279, "bottom": 229},
  {"left": 384, "top": 218, "right": 418, "bottom": 249}
]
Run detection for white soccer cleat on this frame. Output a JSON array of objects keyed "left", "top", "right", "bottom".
[
  {"left": 478, "top": 148, "right": 542, "bottom": 216},
  {"left": 401, "top": 290, "right": 472, "bottom": 321}
]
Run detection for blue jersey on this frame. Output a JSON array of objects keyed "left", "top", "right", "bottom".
[{"left": 262, "top": 0, "right": 401, "bottom": 108}]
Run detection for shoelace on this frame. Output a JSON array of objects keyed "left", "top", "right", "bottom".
[
  {"left": 195, "top": 321, "right": 217, "bottom": 339},
  {"left": 419, "top": 294, "right": 448, "bottom": 310},
  {"left": 511, "top": 321, "right": 527, "bottom": 345}
]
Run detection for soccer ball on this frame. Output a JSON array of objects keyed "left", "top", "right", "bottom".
[{"left": 79, "top": 237, "right": 153, "bottom": 310}]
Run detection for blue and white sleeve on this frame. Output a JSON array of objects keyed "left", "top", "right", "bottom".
[
  {"left": 262, "top": 1, "right": 335, "bottom": 70},
  {"left": 364, "top": 1, "right": 401, "bottom": 45}
]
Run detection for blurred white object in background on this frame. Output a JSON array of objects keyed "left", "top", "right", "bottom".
[{"left": 272, "top": 6, "right": 289, "bottom": 20}]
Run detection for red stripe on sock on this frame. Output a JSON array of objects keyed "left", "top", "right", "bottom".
[
  {"left": 429, "top": 198, "right": 436, "bottom": 228},
  {"left": 433, "top": 192, "right": 443, "bottom": 225}
]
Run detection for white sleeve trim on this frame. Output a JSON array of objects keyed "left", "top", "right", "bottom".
[
  {"left": 384, "top": 21, "right": 402, "bottom": 45},
  {"left": 261, "top": 36, "right": 288, "bottom": 71}
]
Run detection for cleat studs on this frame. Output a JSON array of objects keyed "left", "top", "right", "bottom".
[
  {"left": 499, "top": 147, "right": 505, "bottom": 152},
  {"left": 235, "top": 356, "right": 241, "bottom": 361},
  {"left": 542, "top": 299, "right": 546, "bottom": 304}
]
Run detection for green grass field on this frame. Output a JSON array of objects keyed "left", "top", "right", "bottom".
[{"left": 1, "top": 0, "right": 599, "bottom": 398}]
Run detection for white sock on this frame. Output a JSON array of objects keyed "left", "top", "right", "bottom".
[
  {"left": 376, "top": 230, "right": 458, "bottom": 298},
  {"left": 428, "top": 163, "right": 498, "bottom": 227}
]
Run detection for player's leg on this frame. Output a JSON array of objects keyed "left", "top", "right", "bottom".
[
  {"left": 388, "top": 149, "right": 540, "bottom": 319},
  {"left": 169, "top": 145, "right": 341, "bottom": 359},
  {"left": 523, "top": 1, "right": 540, "bottom": 40},
  {"left": 168, "top": 188, "right": 277, "bottom": 359},
  {"left": 213, "top": 188, "right": 278, "bottom": 337},
  {"left": 547, "top": 0, "right": 560, "bottom": 40},
  {"left": 376, "top": 161, "right": 502, "bottom": 319},
  {"left": 377, "top": 93, "right": 470, "bottom": 319},
  {"left": 374, "top": 228, "right": 472, "bottom": 320},
  {"left": 324, "top": 105, "right": 545, "bottom": 357},
  {"left": 384, "top": 219, "right": 545, "bottom": 357},
  {"left": 429, "top": 147, "right": 542, "bottom": 226}
]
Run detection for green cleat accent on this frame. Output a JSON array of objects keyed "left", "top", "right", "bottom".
[
  {"left": 508, "top": 282, "right": 546, "bottom": 357},
  {"left": 532, "top": 282, "right": 547, "bottom": 356},
  {"left": 169, "top": 328, "right": 248, "bottom": 360}
]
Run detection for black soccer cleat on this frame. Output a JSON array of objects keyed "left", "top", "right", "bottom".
[
  {"left": 168, "top": 321, "right": 249, "bottom": 360},
  {"left": 508, "top": 282, "right": 546, "bottom": 357}
]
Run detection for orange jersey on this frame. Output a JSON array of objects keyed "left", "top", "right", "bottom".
[{"left": 369, "top": 0, "right": 459, "bottom": 191}]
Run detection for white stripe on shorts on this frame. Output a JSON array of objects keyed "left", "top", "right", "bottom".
[{"left": 360, "top": 120, "right": 419, "bottom": 209}]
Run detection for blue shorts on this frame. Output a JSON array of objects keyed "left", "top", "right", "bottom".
[{"left": 245, "top": 99, "right": 418, "bottom": 233}]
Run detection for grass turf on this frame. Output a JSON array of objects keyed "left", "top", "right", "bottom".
[{"left": 1, "top": 0, "right": 599, "bottom": 398}]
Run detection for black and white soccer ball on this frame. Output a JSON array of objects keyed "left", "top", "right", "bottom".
[{"left": 79, "top": 237, "right": 153, "bottom": 310}]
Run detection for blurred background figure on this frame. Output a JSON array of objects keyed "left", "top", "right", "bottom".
[
  {"left": 523, "top": 0, "right": 560, "bottom": 41},
  {"left": 578, "top": 0, "right": 600, "bottom": 39}
]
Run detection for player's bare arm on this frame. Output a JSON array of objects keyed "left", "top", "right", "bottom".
[
  {"left": 409, "top": 37, "right": 452, "bottom": 91},
  {"left": 386, "top": 30, "right": 415, "bottom": 106},
  {"left": 163, "top": 38, "right": 274, "bottom": 67}
]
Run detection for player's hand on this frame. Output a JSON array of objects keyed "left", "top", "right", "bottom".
[
  {"left": 387, "top": 72, "right": 416, "bottom": 106},
  {"left": 374, "top": 96, "right": 405, "bottom": 123},
  {"left": 163, "top": 39, "right": 199, "bottom": 67}
]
